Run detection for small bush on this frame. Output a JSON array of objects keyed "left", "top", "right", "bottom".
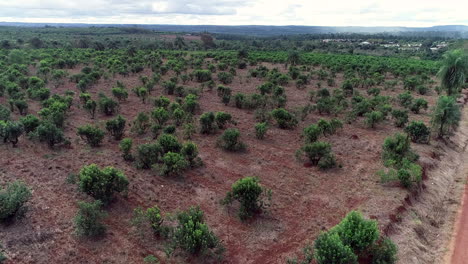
[
  {"left": 365, "top": 111, "right": 384, "bottom": 129},
  {"left": 105, "top": 115, "right": 126, "bottom": 140},
  {"left": 382, "top": 133, "right": 417, "bottom": 168},
  {"left": 391, "top": 109, "right": 408, "bottom": 128},
  {"left": 173, "top": 206, "right": 223, "bottom": 256},
  {"left": 334, "top": 211, "right": 379, "bottom": 253},
  {"left": 217, "top": 85, "right": 232, "bottom": 105},
  {"left": 0, "top": 121, "right": 24, "bottom": 147},
  {"left": 217, "top": 72, "right": 234, "bottom": 85},
  {"left": 77, "top": 124, "right": 105, "bottom": 147},
  {"left": 98, "top": 95, "right": 118, "bottom": 116},
  {"left": 157, "top": 133, "right": 182, "bottom": 154},
  {"left": 303, "top": 124, "right": 322, "bottom": 143},
  {"left": 410, "top": 98, "right": 428, "bottom": 114},
  {"left": 119, "top": 138, "right": 133, "bottom": 161},
  {"left": 74, "top": 200, "right": 107, "bottom": 237},
  {"left": 111, "top": 87, "right": 128, "bottom": 101},
  {"left": 35, "top": 121, "right": 65, "bottom": 148},
  {"left": 370, "top": 238, "right": 398, "bottom": 264},
  {"left": 132, "top": 112, "right": 150, "bottom": 135},
  {"left": 181, "top": 141, "right": 200, "bottom": 167},
  {"left": 215, "top": 112, "right": 232, "bottom": 129},
  {"left": 219, "top": 128, "right": 245, "bottom": 151},
  {"left": 200, "top": 112, "right": 216, "bottom": 134},
  {"left": 301, "top": 141, "right": 333, "bottom": 166},
  {"left": 223, "top": 177, "right": 269, "bottom": 219},
  {"left": 135, "top": 143, "right": 161, "bottom": 169},
  {"left": 405, "top": 121, "right": 430, "bottom": 144},
  {"left": 84, "top": 99, "right": 97, "bottom": 119},
  {"left": 314, "top": 232, "right": 357, "bottom": 264},
  {"left": 159, "top": 152, "right": 189, "bottom": 177},
  {"left": 397, "top": 169, "right": 412, "bottom": 188},
  {"left": 151, "top": 107, "right": 169, "bottom": 126},
  {"left": 78, "top": 164, "right": 129, "bottom": 203},
  {"left": 20, "top": 114, "right": 40, "bottom": 133},
  {"left": 0, "top": 181, "right": 31, "bottom": 222},
  {"left": 271, "top": 108, "right": 298, "bottom": 129},
  {"left": 255, "top": 122, "right": 268, "bottom": 139},
  {"left": 397, "top": 92, "right": 413, "bottom": 108}
]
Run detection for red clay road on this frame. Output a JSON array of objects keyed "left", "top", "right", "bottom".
[{"left": 450, "top": 178, "right": 468, "bottom": 264}]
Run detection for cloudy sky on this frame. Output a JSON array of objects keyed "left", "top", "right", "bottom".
[{"left": 0, "top": 0, "right": 467, "bottom": 27}]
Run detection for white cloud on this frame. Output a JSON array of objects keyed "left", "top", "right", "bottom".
[{"left": 0, "top": 0, "right": 466, "bottom": 26}]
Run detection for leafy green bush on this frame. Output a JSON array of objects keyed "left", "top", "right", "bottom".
[
  {"left": 271, "top": 108, "right": 298, "bottom": 129},
  {"left": 78, "top": 164, "right": 129, "bottom": 203},
  {"left": 217, "top": 85, "right": 232, "bottom": 105},
  {"left": 300, "top": 141, "right": 334, "bottom": 167},
  {"left": 135, "top": 143, "right": 161, "bottom": 169},
  {"left": 382, "top": 133, "right": 417, "bottom": 168},
  {"left": 0, "top": 121, "right": 24, "bottom": 147},
  {"left": 98, "top": 95, "right": 119, "bottom": 116},
  {"left": 215, "top": 111, "right": 232, "bottom": 129},
  {"left": 157, "top": 133, "right": 182, "bottom": 154},
  {"left": 111, "top": 87, "right": 128, "bottom": 101},
  {"left": 35, "top": 121, "right": 65, "bottom": 148},
  {"left": 74, "top": 200, "right": 107, "bottom": 237},
  {"left": 77, "top": 124, "right": 105, "bottom": 147},
  {"left": 159, "top": 152, "right": 189, "bottom": 176},
  {"left": 217, "top": 72, "right": 234, "bottom": 85},
  {"left": 173, "top": 206, "right": 223, "bottom": 256},
  {"left": 397, "top": 92, "right": 413, "bottom": 108},
  {"left": 223, "top": 177, "right": 268, "bottom": 219},
  {"left": 405, "top": 121, "right": 430, "bottom": 144},
  {"left": 0, "top": 181, "right": 31, "bottom": 222},
  {"left": 314, "top": 232, "right": 357, "bottom": 264},
  {"left": 303, "top": 124, "right": 322, "bottom": 143},
  {"left": 154, "top": 96, "right": 171, "bottom": 109},
  {"left": 200, "top": 112, "right": 216, "bottom": 134},
  {"left": 255, "top": 122, "right": 268, "bottom": 139},
  {"left": 132, "top": 112, "right": 150, "bottom": 135},
  {"left": 334, "top": 211, "right": 379, "bottom": 253},
  {"left": 20, "top": 114, "right": 40, "bottom": 133},
  {"left": 183, "top": 94, "right": 199, "bottom": 114},
  {"left": 193, "top": 69, "right": 212, "bottom": 82},
  {"left": 105, "top": 115, "right": 126, "bottom": 140},
  {"left": 151, "top": 107, "right": 169, "bottom": 126},
  {"left": 410, "top": 98, "right": 428, "bottom": 114},
  {"left": 365, "top": 111, "right": 384, "bottom": 129},
  {"left": 181, "top": 141, "right": 200, "bottom": 167},
  {"left": 219, "top": 128, "right": 245, "bottom": 151},
  {"left": 119, "top": 138, "right": 133, "bottom": 161},
  {"left": 370, "top": 238, "right": 398, "bottom": 264},
  {"left": 431, "top": 95, "right": 461, "bottom": 138},
  {"left": 0, "top": 105, "right": 10, "bottom": 121},
  {"left": 172, "top": 108, "right": 186, "bottom": 126},
  {"left": 84, "top": 99, "right": 97, "bottom": 119},
  {"left": 397, "top": 169, "right": 412, "bottom": 188},
  {"left": 391, "top": 109, "right": 408, "bottom": 128}
]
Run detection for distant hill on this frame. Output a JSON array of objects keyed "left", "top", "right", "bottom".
[{"left": 1, "top": 22, "right": 467, "bottom": 36}]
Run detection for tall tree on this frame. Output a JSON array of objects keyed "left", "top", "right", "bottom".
[
  {"left": 437, "top": 50, "right": 468, "bottom": 96},
  {"left": 431, "top": 95, "right": 461, "bottom": 138}
]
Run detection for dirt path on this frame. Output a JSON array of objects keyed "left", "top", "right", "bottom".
[{"left": 449, "top": 178, "right": 468, "bottom": 263}]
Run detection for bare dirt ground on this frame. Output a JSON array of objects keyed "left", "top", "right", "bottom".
[
  {"left": 388, "top": 93, "right": 468, "bottom": 264},
  {"left": 0, "top": 63, "right": 444, "bottom": 263}
]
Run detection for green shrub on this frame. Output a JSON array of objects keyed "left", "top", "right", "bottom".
[
  {"left": 20, "top": 114, "right": 40, "bottom": 133},
  {"left": 35, "top": 121, "right": 65, "bottom": 148},
  {"left": 397, "top": 169, "right": 412, "bottom": 188},
  {"left": 173, "top": 206, "right": 223, "bottom": 256},
  {"left": 111, "top": 87, "right": 128, "bottom": 101},
  {"left": 135, "top": 143, "right": 161, "bottom": 169},
  {"left": 334, "top": 211, "right": 379, "bottom": 253},
  {"left": 162, "top": 81, "right": 176, "bottom": 95},
  {"left": 217, "top": 72, "right": 234, "bottom": 85},
  {"left": 159, "top": 152, "right": 189, "bottom": 176},
  {"left": 105, "top": 115, "right": 126, "bottom": 140},
  {"left": 74, "top": 200, "right": 107, "bottom": 237},
  {"left": 255, "top": 122, "right": 268, "bottom": 139},
  {"left": 77, "top": 124, "right": 105, "bottom": 147},
  {"left": 119, "top": 138, "right": 133, "bottom": 161},
  {"left": 172, "top": 108, "right": 186, "bottom": 126},
  {"left": 382, "top": 133, "right": 417, "bottom": 168},
  {"left": 183, "top": 94, "right": 199, "bottom": 114},
  {"left": 303, "top": 124, "right": 322, "bottom": 143},
  {"left": 200, "top": 112, "right": 216, "bottom": 134},
  {"left": 391, "top": 109, "right": 408, "bottom": 128},
  {"left": 397, "top": 92, "right": 413, "bottom": 108},
  {"left": 301, "top": 141, "right": 333, "bottom": 166},
  {"left": 163, "top": 125, "right": 176, "bottom": 134},
  {"left": 431, "top": 95, "right": 461, "bottom": 138},
  {"left": 84, "top": 99, "right": 97, "bottom": 119},
  {"left": 314, "top": 232, "right": 357, "bottom": 264},
  {"left": 154, "top": 96, "right": 171, "bottom": 109},
  {"left": 98, "top": 95, "right": 118, "bottom": 116},
  {"left": 365, "top": 111, "right": 384, "bottom": 129},
  {"left": 0, "top": 121, "right": 24, "bottom": 147},
  {"left": 0, "top": 181, "right": 31, "bottom": 222},
  {"left": 215, "top": 111, "right": 232, "bottom": 129},
  {"left": 405, "top": 121, "right": 430, "bottom": 144},
  {"left": 181, "top": 141, "right": 200, "bottom": 167},
  {"left": 132, "top": 112, "right": 150, "bottom": 135},
  {"left": 151, "top": 107, "right": 169, "bottom": 126},
  {"left": 0, "top": 105, "right": 10, "bottom": 121},
  {"left": 370, "top": 238, "right": 398, "bottom": 264},
  {"left": 219, "top": 128, "right": 245, "bottom": 151},
  {"left": 317, "top": 153, "right": 337, "bottom": 169},
  {"left": 78, "top": 164, "right": 129, "bottom": 203},
  {"left": 157, "top": 133, "right": 182, "bottom": 154},
  {"left": 271, "top": 108, "right": 298, "bottom": 129},
  {"left": 410, "top": 98, "right": 428, "bottom": 114},
  {"left": 193, "top": 69, "right": 212, "bottom": 82},
  {"left": 223, "top": 177, "right": 267, "bottom": 219},
  {"left": 217, "top": 85, "right": 232, "bottom": 105}
]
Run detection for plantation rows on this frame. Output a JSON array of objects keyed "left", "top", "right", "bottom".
[{"left": 0, "top": 46, "right": 466, "bottom": 263}]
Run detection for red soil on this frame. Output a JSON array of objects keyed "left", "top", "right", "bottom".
[{"left": 0, "top": 63, "right": 440, "bottom": 263}]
